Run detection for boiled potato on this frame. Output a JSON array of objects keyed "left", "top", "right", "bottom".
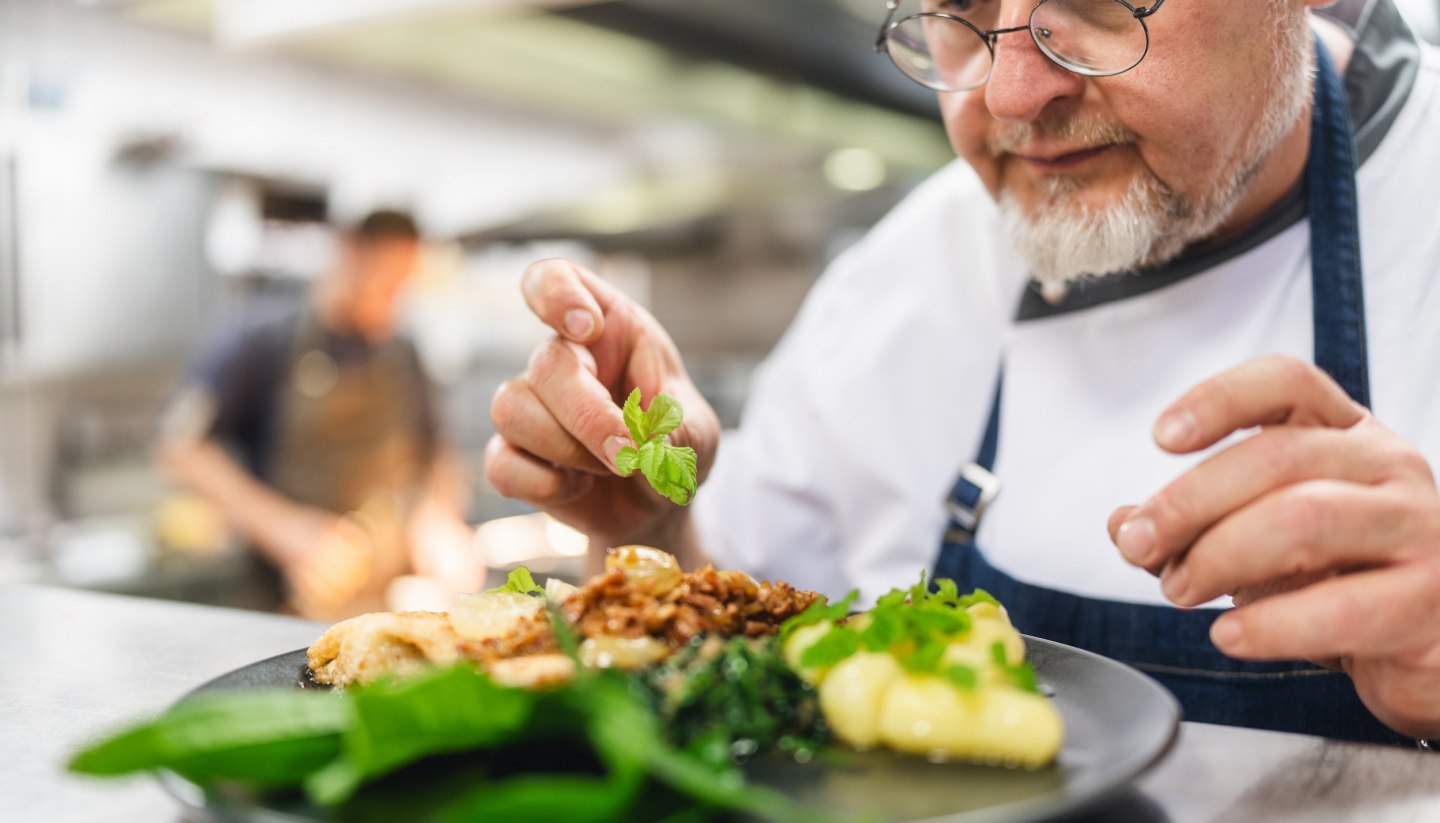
[
  {"left": 782, "top": 622, "right": 836, "bottom": 684},
  {"left": 818, "top": 651, "right": 904, "bottom": 748},
  {"left": 877, "top": 674, "right": 1063, "bottom": 768}
]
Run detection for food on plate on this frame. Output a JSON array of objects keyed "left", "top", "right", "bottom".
[
  {"left": 70, "top": 549, "right": 1066, "bottom": 823},
  {"left": 782, "top": 576, "right": 1064, "bottom": 768},
  {"left": 308, "top": 546, "right": 818, "bottom": 688}
]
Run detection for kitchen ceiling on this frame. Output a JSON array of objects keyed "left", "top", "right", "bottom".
[
  {"left": 111, "top": 0, "right": 948, "bottom": 166},
  {"left": 98, "top": 0, "right": 952, "bottom": 239}
]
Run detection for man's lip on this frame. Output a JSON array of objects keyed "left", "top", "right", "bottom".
[{"left": 1013, "top": 144, "right": 1116, "bottom": 169}]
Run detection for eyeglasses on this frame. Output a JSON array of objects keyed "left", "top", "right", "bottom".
[{"left": 875, "top": 0, "right": 1168, "bottom": 92}]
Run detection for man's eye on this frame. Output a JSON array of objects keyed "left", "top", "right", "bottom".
[{"left": 928, "top": 0, "right": 976, "bottom": 14}]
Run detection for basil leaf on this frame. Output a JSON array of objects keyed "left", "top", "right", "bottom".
[
  {"left": 308, "top": 666, "right": 533, "bottom": 805},
  {"left": 68, "top": 691, "right": 350, "bottom": 785}
]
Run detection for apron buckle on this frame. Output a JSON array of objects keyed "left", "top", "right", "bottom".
[{"left": 945, "top": 461, "right": 1001, "bottom": 535}]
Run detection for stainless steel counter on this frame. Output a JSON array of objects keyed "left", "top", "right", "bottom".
[{"left": 4, "top": 585, "right": 1438, "bottom": 823}]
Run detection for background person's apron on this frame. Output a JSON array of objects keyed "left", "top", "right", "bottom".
[
  {"left": 934, "top": 40, "right": 1410, "bottom": 746},
  {"left": 263, "top": 311, "right": 430, "bottom": 618}
]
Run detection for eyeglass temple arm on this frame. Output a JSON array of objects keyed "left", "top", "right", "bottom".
[
  {"left": 875, "top": 0, "right": 902, "bottom": 52},
  {"left": 1126, "top": 0, "right": 1165, "bottom": 19}
]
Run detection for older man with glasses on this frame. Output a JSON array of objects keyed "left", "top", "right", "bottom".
[{"left": 486, "top": 0, "right": 1440, "bottom": 748}]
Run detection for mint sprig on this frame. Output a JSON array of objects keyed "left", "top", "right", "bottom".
[
  {"left": 614, "top": 388, "right": 698, "bottom": 506},
  {"left": 487, "top": 566, "right": 544, "bottom": 596}
]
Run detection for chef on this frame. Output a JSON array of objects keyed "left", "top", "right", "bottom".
[
  {"left": 157, "top": 210, "right": 481, "bottom": 619},
  {"left": 484, "top": 0, "right": 1440, "bottom": 745}
]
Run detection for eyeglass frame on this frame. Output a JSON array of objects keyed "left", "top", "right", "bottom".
[{"left": 873, "top": 0, "right": 1170, "bottom": 91}]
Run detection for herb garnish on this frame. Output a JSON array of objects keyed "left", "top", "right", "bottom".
[
  {"left": 784, "top": 573, "right": 1038, "bottom": 694},
  {"left": 613, "top": 388, "right": 698, "bottom": 506},
  {"left": 487, "top": 566, "right": 544, "bottom": 596}
]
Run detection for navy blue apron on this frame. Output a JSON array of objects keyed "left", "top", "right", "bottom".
[{"left": 934, "top": 39, "right": 1409, "bottom": 746}]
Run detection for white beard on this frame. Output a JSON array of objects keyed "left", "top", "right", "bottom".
[{"left": 999, "top": 6, "right": 1315, "bottom": 294}]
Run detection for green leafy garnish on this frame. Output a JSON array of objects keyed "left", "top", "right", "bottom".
[
  {"left": 614, "top": 388, "right": 699, "bottom": 506},
  {"left": 780, "top": 589, "right": 858, "bottom": 644},
  {"left": 799, "top": 626, "right": 863, "bottom": 669},
  {"left": 991, "top": 641, "right": 1040, "bottom": 694},
  {"left": 69, "top": 662, "right": 833, "bottom": 822},
  {"left": 487, "top": 566, "right": 544, "bottom": 596},
  {"left": 779, "top": 573, "right": 1041, "bottom": 694}
]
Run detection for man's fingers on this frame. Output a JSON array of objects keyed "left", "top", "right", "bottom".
[
  {"left": 491, "top": 378, "right": 611, "bottom": 475},
  {"left": 1115, "top": 426, "right": 1395, "bottom": 570},
  {"left": 521, "top": 258, "right": 616, "bottom": 345},
  {"left": 1160, "top": 480, "right": 1419, "bottom": 607},
  {"left": 1153, "top": 355, "right": 1366, "bottom": 454},
  {"left": 526, "top": 337, "right": 633, "bottom": 472},
  {"left": 484, "top": 435, "right": 595, "bottom": 507},
  {"left": 1210, "top": 561, "right": 1440, "bottom": 662}
]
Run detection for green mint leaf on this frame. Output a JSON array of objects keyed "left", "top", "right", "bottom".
[
  {"left": 798, "top": 626, "right": 861, "bottom": 669},
  {"left": 899, "top": 638, "right": 947, "bottom": 674},
  {"left": 621, "top": 388, "right": 647, "bottom": 442},
  {"left": 654, "top": 446, "right": 697, "bottom": 505},
  {"left": 875, "top": 588, "right": 908, "bottom": 609},
  {"left": 932, "top": 578, "right": 960, "bottom": 605},
  {"left": 1007, "top": 662, "right": 1040, "bottom": 694},
  {"left": 957, "top": 588, "right": 1000, "bottom": 609},
  {"left": 617, "top": 389, "right": 700, "bottom": 507},
  {"left": 990, "top": 641, "right": 1009, "bottom": 667},
  {"left": 614, "top": 445, "right": 641, "bottom": 476},
  {"left": 487, "top": 567, "right": 543, "bottom": 596},
  {"left": 858, "top": 609, "right": 903, "bottom": 652},
  {"left": 780, "top": 589, "right": 859, "bottom": 643},
  {"left": 638, "top": 440, "right": 665, "bottom": 479},
  {"left": 642, "top": 393, "right": 685, "bottom": 440},
  {"left": 945, "top": 664, "right": 979, "bottom": 690}
]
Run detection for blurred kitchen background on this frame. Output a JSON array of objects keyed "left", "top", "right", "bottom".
[{"left": 1, "top": 0, "right": 1437, "bottom": 610}]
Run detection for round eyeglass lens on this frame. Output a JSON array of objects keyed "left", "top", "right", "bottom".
[
  {"left": 1029, "top": 0, "right": 1149, "bottom": 76},
  {"left": 887, "top": 13, "right": 994, "bottom": 92}
]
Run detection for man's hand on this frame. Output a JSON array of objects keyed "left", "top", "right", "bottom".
[
  {"left": 266, "top": 506, "right": 373, "bottom": 619},
  {"left": 484, "top": 259, "right": 719, "bottom": 555},
  {"left": 1110, "top": 354, "right": 1440, "bottom": 738}
]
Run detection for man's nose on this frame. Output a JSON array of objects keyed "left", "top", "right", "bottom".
[{"left": 983, "top": 27, "right": 1087, "bottom": 123}]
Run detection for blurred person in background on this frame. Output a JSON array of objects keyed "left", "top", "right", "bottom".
[{"left": 156, "top": 210, "right": 483, "bottom": 619}]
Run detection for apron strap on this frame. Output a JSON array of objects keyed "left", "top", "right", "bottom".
[{"left": 1309, "top": 34, "right": 1370, "bottom": 408}]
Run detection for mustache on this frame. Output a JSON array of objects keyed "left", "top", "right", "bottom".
[{"left": 986, "top": 114, "right": 1137, "bottom": 157}]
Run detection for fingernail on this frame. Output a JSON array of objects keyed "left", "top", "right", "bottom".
[
  {"left": 564, "top": 309, "right": 595, "bottom": 341},
  {"left": 1211, "top": 615, "right": 1242, "bottom": 650},
  {"left": 1155, "top": 410, "right": 1196, "bottom": 449},
  {"left": 1116, "top": 518, "right": 1157, "bottom": 565},
  {"left": 1161, "top": 562, "right": 1189, "bottom": 603},
  {"left": 603, "top": 435, "right": 629, "bottom": 473}
]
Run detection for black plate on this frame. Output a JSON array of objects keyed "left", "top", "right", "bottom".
[{"left": 159, "top": 637, "right": 1180, "bottom": 823}]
